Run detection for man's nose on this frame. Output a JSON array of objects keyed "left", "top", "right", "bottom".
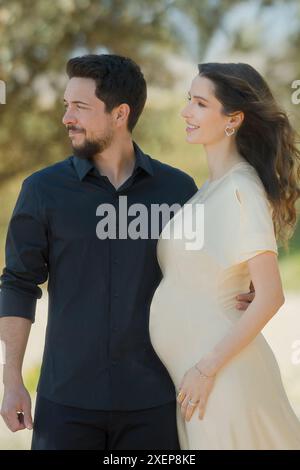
[{"left": 62, "top": 109, "right": 77, "bottom": 126}]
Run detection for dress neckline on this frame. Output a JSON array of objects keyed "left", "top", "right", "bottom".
[{"left": 205, "top": 161, "right": 250, "bottom": 186}]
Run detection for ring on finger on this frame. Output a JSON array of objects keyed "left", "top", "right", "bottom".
[{"left": 188, "top": 399, "right": 198, "bottom": 407}]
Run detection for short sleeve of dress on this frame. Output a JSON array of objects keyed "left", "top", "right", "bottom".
[
  {"left": 200, "top": 166, "right": 278, "bottom": 269},
  {"left": 230, "top": 170, "right": 278, "bottom": 265}
]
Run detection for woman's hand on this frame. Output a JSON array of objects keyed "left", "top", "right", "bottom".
[{"left": 177, "top": 362, "right": 216, "bottom": 422}]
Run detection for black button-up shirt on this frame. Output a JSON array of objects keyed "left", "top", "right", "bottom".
[{"left": 0, "top": 142, "right": 198, "bottom": 410}]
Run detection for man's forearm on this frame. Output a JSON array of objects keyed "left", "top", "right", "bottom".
[{"left": 0, "top": 317, "right": 32, "bottom": 386}]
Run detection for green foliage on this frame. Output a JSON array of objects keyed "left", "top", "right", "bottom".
[
  {"left": 1, "top": 0, "right": 299, "bottom": 182},
  {"left": 24, "top": 363, "right": 41, "bottom": 395},
  {"left": 280, "top": 252, "right": 300, "bottom": 292},
  {"left": 0, "top": 0, "right": 299, "bottom": 288},
  {"left": 0, "top": 0, "right": 182, "bottom": 181},
  {"left": 135, "top": 99, "right": 208, "bottom": 186}
]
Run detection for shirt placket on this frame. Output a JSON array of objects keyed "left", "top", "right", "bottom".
[{"left": 109, "top": 189, "right": 120, "bottom": 369}]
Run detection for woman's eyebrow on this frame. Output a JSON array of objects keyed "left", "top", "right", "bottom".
[{"left": 189, "top": 94, "right": 209, "bottom": 102}]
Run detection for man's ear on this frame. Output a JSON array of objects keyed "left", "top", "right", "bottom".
[{"left": 114, "top": 104, "right": 130, "bottom": 127}]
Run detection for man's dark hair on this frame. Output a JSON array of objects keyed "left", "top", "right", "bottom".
[{"left": 66, "top": 54, "right": 147, "bottom": 132}]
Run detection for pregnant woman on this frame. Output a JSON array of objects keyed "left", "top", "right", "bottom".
[{"left": 149, "top": 62, "right": 300, "bottom": 450}]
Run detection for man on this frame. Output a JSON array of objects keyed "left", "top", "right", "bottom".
[{"left": 0, "top": 54, "right": 254, "bottom": 450}]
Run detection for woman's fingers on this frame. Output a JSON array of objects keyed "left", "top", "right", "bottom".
[
  {"left": 177, "top": 389, "right": 207, "bottom": 421},
  {"left": 176, "top": 389, "right": 186, "bottom": 404},
  {"left": 198, "top": 400, "right": 206, "bottom": 420},
  {"left": 236, "top": 301, "right": 249, "bottom": 311},
  {"left": 178, "top": 393, "right": 200, "bottom": 421},
  {"left": 236, "top": 291, "right": 255, "bottom": 304},
  {"left": 179, "top": 393, "right": 189, "bottom": 408},
  {"left": 179, "top": 394, "right": 190, "bottom": 420},
  {"left": 185, "top": 398, "right": 199, "bottom": 421}
]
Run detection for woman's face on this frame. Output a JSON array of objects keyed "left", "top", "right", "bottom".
[{"left": 181, "top": 75, "right": 232, "bottom": 145}]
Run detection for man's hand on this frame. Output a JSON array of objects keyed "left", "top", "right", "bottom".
[
  {"left": 236, "top": 282, "right": 255, "bottom": 311},
  {"left": 1, "top": 383, "right": 33, "bottom": 432}
]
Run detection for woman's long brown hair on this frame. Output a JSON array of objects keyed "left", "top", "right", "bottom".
[{"left": 198, "top": 62, "right": 300, "bottom": 248}]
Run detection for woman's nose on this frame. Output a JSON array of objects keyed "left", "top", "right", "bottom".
[{"left": 180, "top": 104, "right": 191, "bottom": 119}]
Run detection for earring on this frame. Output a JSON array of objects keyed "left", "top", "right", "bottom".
[{"left": 225, "top": 126, "right": 235, "bottom": 137}]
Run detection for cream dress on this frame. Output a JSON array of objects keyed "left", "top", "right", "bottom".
[{"left": 149, "top": 161, "right": 300, "bottom": 450}]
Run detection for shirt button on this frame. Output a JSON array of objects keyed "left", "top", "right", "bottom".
[{"left": 114, "top": 293, "right": 119, "bottom": 298}]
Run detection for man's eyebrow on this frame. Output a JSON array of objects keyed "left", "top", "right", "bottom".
[
  {"left": 188, "top": 92, "right": 209, "bottom": 102},
  {"left": 63, "top": 99, "right": 91, "bottom": 106}
]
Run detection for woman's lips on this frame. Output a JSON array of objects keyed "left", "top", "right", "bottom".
[{"left": 186, "top": 125, "right": 200, "bottom": 133}]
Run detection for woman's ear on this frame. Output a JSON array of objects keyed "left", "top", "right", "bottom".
[{"left": 229, "top": 111, "right": 244, "bottom": 128}]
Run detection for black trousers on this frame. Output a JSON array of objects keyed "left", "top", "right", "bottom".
[{"left": 31, "top": 395, "right": 180, "bottom": 450}]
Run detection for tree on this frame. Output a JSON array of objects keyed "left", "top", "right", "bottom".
[{"left": 0, "top": 0, "right": 299, "bottom": 181}]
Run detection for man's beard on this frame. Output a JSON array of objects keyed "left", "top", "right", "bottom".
[{"left": 71, "top": 132, "right": 113, "bottom": 160}]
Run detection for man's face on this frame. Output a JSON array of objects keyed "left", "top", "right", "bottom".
[{"left": 62, "top": 77, "right": 114, "bottom": 159}]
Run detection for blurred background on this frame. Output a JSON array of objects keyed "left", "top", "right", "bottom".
[{"left": 0, "top": 0, "right": 299, "bottom": 449}]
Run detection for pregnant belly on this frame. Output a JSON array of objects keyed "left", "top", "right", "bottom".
[{"left": 149, "top": 280, "right": 231, "bottom": 378}]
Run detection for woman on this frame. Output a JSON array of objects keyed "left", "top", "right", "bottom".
[{"left": 149, "top": 62, "right": 300, "bottom": 450}]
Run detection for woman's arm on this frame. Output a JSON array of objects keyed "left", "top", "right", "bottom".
[
  {"left": 199, "top": 251, "right": 284, "bottom": 376},
  {"left": 177, "top": 251, "right": 284, "bottom": 421}
]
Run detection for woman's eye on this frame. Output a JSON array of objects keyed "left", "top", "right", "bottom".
[{"left": 198, "top": 102, "right": 205, "bottom": 107}]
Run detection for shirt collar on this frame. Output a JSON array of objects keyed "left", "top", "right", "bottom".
[
  {"left": 132, "top": 141, "right": 154, "bottom": 176},
  {"left": 73, "top": 141, "right": 153, "bottom": 181},
  {"left": 73, "top": 155, "right": 94, "bottom": 181}
]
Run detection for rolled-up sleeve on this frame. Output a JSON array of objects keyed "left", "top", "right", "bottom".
[{"left": 0, "top": 176, "right": 49, "bottom": 323}]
